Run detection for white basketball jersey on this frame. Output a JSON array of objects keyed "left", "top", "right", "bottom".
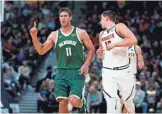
[
  {"left": 128, "top": 45, "right": 137, "bottom": 74},
  {"left": 100, "top": 26, "right": 130, "bottom": 68}
]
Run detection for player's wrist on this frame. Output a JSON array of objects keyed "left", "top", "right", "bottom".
[
  {"left": 84, "top": 61, "right": 90, "bottom": 66},
  {"left": 31, "top": 36, "right": 37, "bottom": 40}
]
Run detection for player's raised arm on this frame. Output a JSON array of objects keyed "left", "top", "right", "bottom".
[
  {"left": 30, "top": 21, "right": 55, "bottom": 55},
  {"left": 78, "top": 29, "right": 95, "bottom": 75},
  {"left": 115, "top": 23, "right": 137, "bottom": 47},
  {"left": 136, "top": 45, "right": 144, "bottom": 69}
]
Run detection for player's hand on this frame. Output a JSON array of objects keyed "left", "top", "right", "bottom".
[
  {"left": 138, "top": 61, "right": 144, "bottom": 69},
  {"left": 85, "top": 73, "right": 91, "bottom": 83},
  {"left": 96, "top": 47, "right": 104, "bottom": 59},
  {"left": 79, "top": 62, "right": 89, "bottom": 75},
  {"left": 30, "top": 21, "right": 38, "bottom": 37},
  {"left": 106, "top": 44, "right": 115, "bottom": 50}
]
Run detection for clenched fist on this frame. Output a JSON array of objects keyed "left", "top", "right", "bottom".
[{"left": 30, "top": 21, "right": 38, "bottom": 38}]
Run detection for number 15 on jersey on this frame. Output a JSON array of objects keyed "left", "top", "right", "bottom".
[{"left": 105, "top": 41, "right": 111, "bottom": 50}]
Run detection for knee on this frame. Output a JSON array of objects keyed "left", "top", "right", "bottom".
[{"left": 69, "top": 95, "right": 82, "bottom": 108}]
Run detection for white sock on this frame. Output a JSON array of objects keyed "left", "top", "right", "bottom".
[
  {"left": 68, "top": 102, "right": 73, "bottom": 111},
  {"left": 79, "top": 101, "right": 83, "bottom": 108}
]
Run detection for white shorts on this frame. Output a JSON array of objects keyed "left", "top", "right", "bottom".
[{"left": 102, "top": 67, "right": 136, "bottom": 101}]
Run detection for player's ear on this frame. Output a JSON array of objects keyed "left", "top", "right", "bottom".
[
  {"left": 70, "top": 16, "right": 72, "bottom": 21},
  {"left": 106, "top": 16, "right": 109, "bottom": 21}
]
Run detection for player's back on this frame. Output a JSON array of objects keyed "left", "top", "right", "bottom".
[
  {"left": 100, "top": 26, "right": 130, "bottom": 69},
  {"left": 128, "top": 45, "right": 137, "bottom": 74},
  {"left": 55, "top": 26, "right": 84, "bottom": 69}
]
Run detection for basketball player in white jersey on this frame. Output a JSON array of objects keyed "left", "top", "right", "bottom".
[
  {"left": 96, "top": 10, "right": 137, "bottom": 113},
  {"left": 128, "top": 45, "right": 144, "bottom": 74},
  {"left": 122, "top": 45, "right": 144, "bottom": 113}
]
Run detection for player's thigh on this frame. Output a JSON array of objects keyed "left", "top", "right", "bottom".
[
  {"left": 118, "top": 73, "right": 135, "bottom": 100},
  {"left": 68, "top": 70, "right": 85, "bottom": 99},
  {"left": 54, "top": 70, "right": 69, "bottom": 100},
  {"left": 102, "top": 69, "right": 118, "bottom": 98}
]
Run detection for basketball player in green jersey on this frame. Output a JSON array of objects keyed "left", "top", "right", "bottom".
[{"left": 30, "top": 7, "right": 95, "bottom": 113}]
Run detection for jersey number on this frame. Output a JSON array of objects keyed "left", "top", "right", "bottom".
[
  {"left": 66, "top": 47, "right": 72, "bottom": 56},
  {"left": 105, "top": 41, "right": 111, "bottom": 50}
]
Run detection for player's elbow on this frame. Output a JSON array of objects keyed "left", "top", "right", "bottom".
[
  {"left": 90, "top": 45, "right": 95, "bottom": 54},
  {"left": 92, "top": 46, "right": 95, "bottom": 53},
  {"left": 132, "top": 38, "right": 137, "bottom": 45}
]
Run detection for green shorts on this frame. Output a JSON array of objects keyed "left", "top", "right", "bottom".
[{"left": 54, "top": 69, "right": 85, "bottom": 100}]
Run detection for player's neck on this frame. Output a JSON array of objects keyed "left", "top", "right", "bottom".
[
  {"left": 106, "top": 22, "right": 116, "bottom": 30},
  {"left": 61, "top": 25, "right": 73, "bottom": 33}
]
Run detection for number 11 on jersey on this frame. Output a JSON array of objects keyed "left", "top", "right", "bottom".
[{"left": 66, "top": 47, "right": 72, "bottom": 56}]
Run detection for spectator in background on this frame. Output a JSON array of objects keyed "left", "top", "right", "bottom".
[
  {"left": 3, "top": 64, "right": 21, "bottom": 94},
  {"left": 38, "top": 19, "right": 46, "bottom": 31},
  {"left": 18, "top": 60, "right": 31, "bottom": 90},
  {"left": 47, "top": 80, "right": 59, "bottom": 112},
  {"left": 37, "top": 80, "right": 49, "bottom": 113},
  {"left": 78, "top": 18, "right": 86, "bottom": 29},
  {"left": 16, "top": 49, "right": 25, "bottom": 65},
  {"left": 3, "top": 67, "right": 17, "bottom": 97},
  {"left": 146, "top": 85, "right": 157, "bottom": 112},
  {"left": 134, "top": 81, "right": 148, "bottom": 113},
  {"left": 3, "top": 39, "right": 15, "bottom": 61},
  {"left": 35, "top": 65, "right": 53, "bottom": 92},
  {"left": 149, "top": 75, "right": 160, "bottom": 93},
  {"left": 4, "top": 39, "right": 14, "bottom": 54},
  {"left": 140, "top": 76, "right": 149, "bottom": 91},
  {"left": 26, "top": 47, "right": 39, "bottom": 73},
  {"left": 47, "top": 15, "right": 56, "bottom": 30},
  {"left": 87, "top": 85, "right": 102, "bottom": 113},
  {"left": 91, "top": 80, "right": 102, "bottom": 92},
  {"left": 45, "top": 66, "right": 53, "bottom": 79},
  {"left": 156, "top": 98, "right": 162, "bottom": 113}
]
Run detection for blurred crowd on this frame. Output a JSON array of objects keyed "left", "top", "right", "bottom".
[
  {"left": 37, "top": 77, "right": 58, "bottom": 113},
  {"left": 1, "top": 1, "right": 162, "bottom": 113}
]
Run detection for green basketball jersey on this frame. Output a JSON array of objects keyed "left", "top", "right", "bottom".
[{"left": 55, "top": 26, "right": 84, "bottom": 69}]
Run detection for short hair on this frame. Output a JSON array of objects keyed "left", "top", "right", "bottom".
[
  {"left": 102, "top": 10, "right": 116, "bottom": 22},
  {"left": 59, "top": 7, "right": 72, "bottom": 16}
]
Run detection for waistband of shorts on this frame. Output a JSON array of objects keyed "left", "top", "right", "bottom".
[{"left": 103, "top": 59, "right": 130, "bottom": 70}]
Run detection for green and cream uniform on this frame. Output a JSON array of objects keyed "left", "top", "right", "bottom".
[{"left": 54, "top": 26, "right": 85, "bottom": 100}]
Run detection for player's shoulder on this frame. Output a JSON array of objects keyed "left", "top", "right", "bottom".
[
  {"left": 76, "top": 27, "right": 87, "bottom": 36},
  {"left": 48, "top": 30, "right": 58, "bottom": 42},
  {"left": 128, "top": 45, "right": 134, "bottom": 50},
  {"left": 135, "top": 45, "right": 142, "bottom": 52},
  {"left": 99, "top": 30, "right": 105, "bottom": 38},
  {"left": 50, "top": 30, "right": 58, "bottom": 36},
  {"left": 76, "top": 27, "right": 86, "bottom": 33},
  {"left": 116, "top": 23, "right": 127, "bottom": 29}
]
